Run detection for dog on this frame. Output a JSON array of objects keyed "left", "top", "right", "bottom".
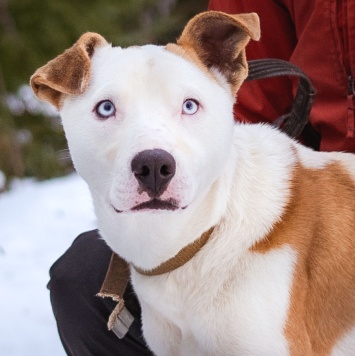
[{"left": 30, "top": 11, "right": 355, "bottom": 355}]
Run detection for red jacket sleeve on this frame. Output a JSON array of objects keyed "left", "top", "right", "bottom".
[{"left": 208, "top": 0, "right": 297, "bottom": 125}]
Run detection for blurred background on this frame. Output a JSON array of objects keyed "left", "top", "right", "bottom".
[
  {"left": 0, "top": 0, "right": 208, "bottom": 190},
  {"left": 0, "top": 1, "right": 208, "bottom": 354}
]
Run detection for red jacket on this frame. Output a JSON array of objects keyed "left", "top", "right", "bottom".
[{"left": 208, "top": 0, "right": 355, "bottom": 152}]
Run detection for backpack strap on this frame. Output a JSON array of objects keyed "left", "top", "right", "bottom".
[{"left": 246, "top": 59, "right": 317, "bottom": 142}]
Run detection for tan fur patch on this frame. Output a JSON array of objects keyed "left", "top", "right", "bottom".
[
  {"left": 30, "top": 33, "right": 107, "bottom": 108},
  {"left": 252, "top": 162, "right": 355, "bottom": 355}
]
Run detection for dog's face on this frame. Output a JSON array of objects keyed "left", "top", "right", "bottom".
[
  {"left": 61, "top": 44, "right": 235, "bottom": 213},
  {"left": 31, "top": 11, "right": 260, "bottom": 266}
]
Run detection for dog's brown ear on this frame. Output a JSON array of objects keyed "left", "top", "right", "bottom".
[
  {"left": 30, "top": 33, "right": 108, "bottom": 109},
  {"left": 177, "top": 11, "right": 260, "bottom": 93}
]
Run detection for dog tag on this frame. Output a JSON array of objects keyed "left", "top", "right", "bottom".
[{"left": 111, "top": 306, "right": 135, "bottom": 339}]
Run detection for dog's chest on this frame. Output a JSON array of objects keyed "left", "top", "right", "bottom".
[{"left": 132, "top": 245, "right": 297, "bottom": 355}]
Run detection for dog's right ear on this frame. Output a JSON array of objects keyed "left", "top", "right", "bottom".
[{"left": 30, "top": 33, "right": 108, "bottom": 109}]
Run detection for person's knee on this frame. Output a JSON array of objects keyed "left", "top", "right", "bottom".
[
  {"left": 47, "top": 230, "right": 152, "bottom": 355},
  {"left": 48, "top": 230, "right": 112, "bottom": 314}
]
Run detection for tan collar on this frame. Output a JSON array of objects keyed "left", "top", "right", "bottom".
[
  {"left": 97, "top": 227, "right": 214, "bottom": 336},
  {"left": 133, "top": 226, "right": 214, "bottom": 276}
]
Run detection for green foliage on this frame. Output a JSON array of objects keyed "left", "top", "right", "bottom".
[{"left": 0, "top": 0, "right": 208, "bottom": 185}]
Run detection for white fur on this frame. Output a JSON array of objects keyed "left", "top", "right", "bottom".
[
  {"left": 133, "top": 245, "right": 296, "bottom": 355},
  {"left": 59, "top": 42, "right": 355, "bottom": 354},
  {"left": 331, "top": 328, "right": 355, "bottom": 356}
]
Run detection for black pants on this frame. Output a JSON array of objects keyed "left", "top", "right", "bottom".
[{"left": 48, "top": 230, "right": 153, "bottom": 356}]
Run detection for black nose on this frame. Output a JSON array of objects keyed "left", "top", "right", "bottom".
[{"left": 131, "top": 149, "right": 176, "bottom": 198}]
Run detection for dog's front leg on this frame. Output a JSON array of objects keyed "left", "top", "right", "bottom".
[{"left": 140, "top": 302, "right": 181, "bottom": 356}]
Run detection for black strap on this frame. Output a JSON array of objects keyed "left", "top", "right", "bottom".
[{"left": 246, "top": 59, "right": 317, "bottom": 139}]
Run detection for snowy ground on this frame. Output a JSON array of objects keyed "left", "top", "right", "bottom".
[{"left": 0, "top": 174, "right": 97, "bottom": 355}]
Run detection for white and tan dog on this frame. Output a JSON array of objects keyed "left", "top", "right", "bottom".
[{"left": 31, "top": 11, "right": 355, "bottom": 356}]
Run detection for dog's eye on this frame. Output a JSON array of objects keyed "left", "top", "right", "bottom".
[
  {"left": 182, "top": 99, "right": 199, "bottom": 115},
  {"left": 95, "top": 100, "right": 116, "bottom": 118}
]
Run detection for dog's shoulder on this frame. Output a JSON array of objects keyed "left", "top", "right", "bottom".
[{"left": 241, "top": 124, "right": 355, "bottom": 354}]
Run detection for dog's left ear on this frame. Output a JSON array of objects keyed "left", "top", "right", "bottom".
[
  {"left": 30, "top": 32, "right": 108, "bottom": 109},
  {"left": 176, "top": 11, "right": 260, "bottom": 93}
]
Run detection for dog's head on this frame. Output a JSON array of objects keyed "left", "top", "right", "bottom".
[{"left": 30, "top": 11, "right": 259, "bottom": 265}]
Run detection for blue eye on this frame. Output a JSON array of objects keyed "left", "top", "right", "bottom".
[
  {"left": 95, "top": 100, "right": 116, "bottom": 118},
  {"left": 182, "top": 99, "right": 199, "bottom": 115}
]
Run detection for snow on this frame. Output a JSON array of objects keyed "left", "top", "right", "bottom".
[{"left": 0, "top": 174, "right": 96, "bottom": 355}]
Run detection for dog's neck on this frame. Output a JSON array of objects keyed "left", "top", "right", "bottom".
[
  {"left": 98, "top": 226, "right": 215, "bottom": 326},
  {"left": 100, "top": 227, "right": 214, "bottom": 298},
  {"left": 132, "top": 226, "right": 214, "bottom": 276}
]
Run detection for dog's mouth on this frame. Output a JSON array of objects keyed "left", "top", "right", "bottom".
[
  {"left": 112, "top": 198, "right": 182, "bottom": 213},
  {"left": 132, "top": 198, "right": 179, "bottom": 211}
]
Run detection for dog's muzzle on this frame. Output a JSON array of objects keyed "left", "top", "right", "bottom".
[{"left": 131, "top": 149, "right": 176, "bottom": 198}]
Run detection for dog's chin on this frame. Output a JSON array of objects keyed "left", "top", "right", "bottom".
[{"left": 112, "top": 198, "right": 185, "bottom": 213}]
